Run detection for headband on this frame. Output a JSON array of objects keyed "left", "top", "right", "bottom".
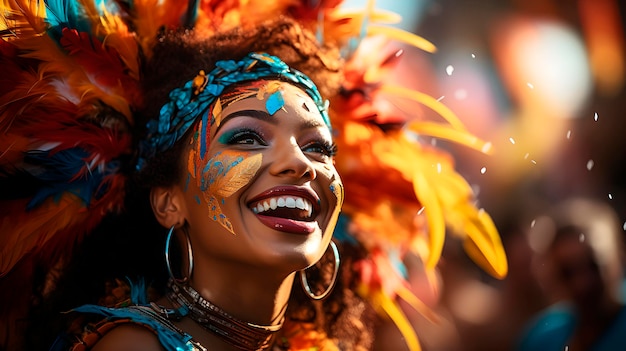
[{"left": 136, "top": 52, "right": 330, "bottom": 170}]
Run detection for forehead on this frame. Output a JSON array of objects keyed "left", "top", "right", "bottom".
[{"left": 218, "top": 81, "right": 328, "bottom": 128}]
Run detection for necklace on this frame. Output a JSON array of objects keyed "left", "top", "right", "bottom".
[{"left": 164, "top": 280, "right": 283, "bottom": 351}]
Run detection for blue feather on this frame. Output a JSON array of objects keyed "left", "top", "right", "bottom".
[
  {"left": 71, "top": 304, "right": 195, "bottom": 350},
  {"left": 24, "top": 148, "right": 115, "bottom": 209},
  {"left": 44, "top": 0, "right": 93, "bottom": 42}
]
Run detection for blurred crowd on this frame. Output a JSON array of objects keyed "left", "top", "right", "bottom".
[{"left": 367, "top": 0, "right": 626, "bottom": 349}]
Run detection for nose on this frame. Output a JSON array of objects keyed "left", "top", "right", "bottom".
[{"left": 269, "top": 138, "right": 316, "bottom": 181}]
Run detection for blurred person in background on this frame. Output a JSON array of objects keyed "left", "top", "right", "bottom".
[{"left": 518, "top": 198, "right": 626, "bottom": 351}]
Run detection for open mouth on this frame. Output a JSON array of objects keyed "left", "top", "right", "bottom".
[
  {"left": 247, "top": 187, "right": 321, "bottom": 234},
  {"left": 250, "top": 195, "right": 314, "bottom": 220}
]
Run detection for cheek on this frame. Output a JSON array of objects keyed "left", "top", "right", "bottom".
[
  {"left": 201, "top": 150, "right": 262, "bottom": 200},
  {"left": 187, "top": 148, "right": 263, "bottom": 234},
  {"left": 319, "top": 163, "right": 343, "bottom": 206}
]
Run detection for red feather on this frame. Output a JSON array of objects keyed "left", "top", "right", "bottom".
[{"left": 60, "top": 28, "right": 141, "bottom": 108}]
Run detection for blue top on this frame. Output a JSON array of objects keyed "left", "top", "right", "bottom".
[
  {"left": 518, "top": 302, "right": 626, "bottom": 351},
  {"left": 50, "top": 280, "right": 202, "bottom": 351}
]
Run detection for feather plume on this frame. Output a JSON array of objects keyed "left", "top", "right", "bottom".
[{"left": 0, "top": 0, "right": 48, "bottom": 37}]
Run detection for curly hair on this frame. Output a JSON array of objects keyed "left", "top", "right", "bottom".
[{"left": 26, "top": 17, "right": 376, "bottom": 350}]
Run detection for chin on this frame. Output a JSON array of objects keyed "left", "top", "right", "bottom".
[{"left": 250, "top": 229, "right": 329, "bottom": 272}]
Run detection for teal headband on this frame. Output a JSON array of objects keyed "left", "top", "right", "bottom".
[{"left": 137, "top": 52, "right": 330, "bottom": 170}]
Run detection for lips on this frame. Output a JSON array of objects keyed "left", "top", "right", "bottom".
[{"left": 247, "top": 186, "right": 322, "bottom": 234}]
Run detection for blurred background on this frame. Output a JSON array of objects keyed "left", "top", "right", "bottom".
[{"left": 342, "top": 0, "right": 626, "bottom": 350}]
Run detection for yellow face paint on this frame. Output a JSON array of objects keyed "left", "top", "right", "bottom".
[{"left": 187, "top": 116, "right": 263, "bottom": 233}]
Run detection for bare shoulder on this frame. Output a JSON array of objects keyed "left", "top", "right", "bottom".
[{"left": 91, "top": 323, "right": 164, "bottom": 351}]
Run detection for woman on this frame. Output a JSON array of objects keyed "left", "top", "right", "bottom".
[
  {"left": 72, "top": 58, "right": 344, "bottom": 349},
  {"left": 0, "top": 1, "right": 507, "bottom": 350},
  {"left": 39, "top": 20, "right": 370, "bottom": 350}
]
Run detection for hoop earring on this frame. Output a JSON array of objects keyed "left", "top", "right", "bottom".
[
  {"left": 165, "top": 225, "right": 194, "bottom": 284},
  {"left": 300, "top": 241, "right": 340, "bottom": 300}
]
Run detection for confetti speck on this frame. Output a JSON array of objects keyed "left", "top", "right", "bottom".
[
  {"left": 437, "top": 95, "right": 445, "bottom": 102},
  {"left": 609, "top": 193, "right": 613, "bottom": 200},
  {"left": 622, "top": 221, "right": 626, "bottom": 231},
  {"left": 480, "top": 167, "right": 487, "bottom": 174},
  {"left": 436, "top": 163, "right": 442, "bottom": 174},
  {"left": 531, "top": 159, "right": 537, "bottom": 164},
  {"left": 509, "top": 137, "right": 516, "bottom": 145},
  {"left": 471, "top": 53, "right": 476, "bottom": 58},
  {"left": 418, "top": 207, "right": 425, "bottom": 215},
  {"left": 531, "top": 219, "right": 536, "bottom": 228},
  {"left": 594, "top": 112, "right": 599, "bottom": 121},
  {"left": 566, "top": 130, "right": 572, "bottom": 139},
  {"left": 446, "top": 65, "right": 454, "bottom": 76},
  {"left": 527, "top": 82, "right": 534, "bottom": 89},
  {"left": 579, "top": 234, "right": 585, "bottom": 242},
  {"left": 524, "top": 153, "right": 529, "bottom": 159},
  {"left": 587, "top": 160, "right": 594, "bottom": 170},
  {"left": 481, "top": 142, "right": 492, "bottom": 153}
]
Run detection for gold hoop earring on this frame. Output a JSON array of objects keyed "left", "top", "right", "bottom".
[
  {"left": 299, "top": 241, "right": 340, "bottom": 300},
  {"left": 165, "top": 225, "right": 194, "bottom": 283}
]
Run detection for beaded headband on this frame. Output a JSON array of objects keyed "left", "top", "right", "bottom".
[{"left": 136, "top": 52, "right": 330, "bottom": 170}]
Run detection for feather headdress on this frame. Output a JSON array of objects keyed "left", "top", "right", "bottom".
[{"left": 0, "top": 0, "right": 507, "bottom": 350}]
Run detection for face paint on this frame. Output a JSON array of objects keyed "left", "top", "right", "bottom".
[
  {"left": 216, "top": 81, "right": 287, "bottom": 121},
  {"left": 323, "top": 177, "right": 344, "bottom": 241},
  {"left": 201, "top": 150, "right": 262, "bottom": 234},
  {"left": 187, "top": 120, "right": 263, "bottom": 234}
]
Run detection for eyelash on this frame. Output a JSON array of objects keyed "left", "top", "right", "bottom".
[
  {"left": 221, "top": 128, "right": 337, "bottom": 157},
  {"left": 303, "top": 140, "right": 338, "bottom": 158},
  {"left": 223, "top": 128, "right": 267, "bottom": 146}
]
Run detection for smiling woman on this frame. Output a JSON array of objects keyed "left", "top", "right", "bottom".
[
  {"left": 0, "top": 1, "right": 508, "bottom": 350},
  {"left": 4, "top": 16, "right": 370, "bottom": 351},
  {"left": 59, "top": 30, "right": 355, "bottom": 351}
]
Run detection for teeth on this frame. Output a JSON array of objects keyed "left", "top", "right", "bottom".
[
  {"left": 251, "top": 196, "right": 314, "bottom": 217},
  {"left": 295, "top": 198, "right": 305, "bottom": 210}
]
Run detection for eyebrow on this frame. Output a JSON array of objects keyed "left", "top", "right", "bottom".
[{"left": 214, "top": 109, "right": 326, "bottom": 135}]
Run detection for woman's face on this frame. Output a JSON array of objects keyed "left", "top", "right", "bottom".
[{"left": 180, "top": 81, "right": 343, "bottom": 273}]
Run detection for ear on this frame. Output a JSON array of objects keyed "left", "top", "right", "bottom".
[{"left": 150, "top": 186, "right": 187, "bottom": 229}]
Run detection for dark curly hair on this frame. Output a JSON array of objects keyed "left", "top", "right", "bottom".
[{"left": 26, "top": 17, "right": 376, "bottom": 350}]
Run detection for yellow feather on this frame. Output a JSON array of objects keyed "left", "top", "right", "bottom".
[
  {"left": 396, "top": 285, "right": 440, "bottom": 324},
  {"left": 1, "top": 0, "right": 47, "bottom": 37},
  {"left": 413, "top": 171, "right": 445, "bottom": 270},
  {"left": 461, "top": 205, "right": 508, "bottom": 278},
  {"left": 407, "top": 121, "right": 492, "bottom": 154},
  {"left": 376, "top": 290, "right": 422, "bottom": 351},
  {"left": 367, "top": 25, "right": 437, "bottom": 53},
  {"left": 332, "top": 9, "right": 402, "bottom": 25},
  {"left": 381, "top": 85, "right": 466, "bottom": 130}
]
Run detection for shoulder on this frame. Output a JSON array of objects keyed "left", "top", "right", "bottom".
[
  {"left": 516, "top": 303, "right": 575, "bottom": 351},
  {"left": 90, "top": 323, "right": 164, "bottom": 351}
]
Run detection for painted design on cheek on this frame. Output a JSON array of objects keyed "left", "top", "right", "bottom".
[
  {"left": 324, "top": 178, "right": 345, "bottom": 240},
  {"left": 200, "top": 150, "right": 262, "bottom": 234}
]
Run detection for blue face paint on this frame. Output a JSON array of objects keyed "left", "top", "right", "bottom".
[{"left": 265, "top": 90, "right": 285, "bottom": 115}]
